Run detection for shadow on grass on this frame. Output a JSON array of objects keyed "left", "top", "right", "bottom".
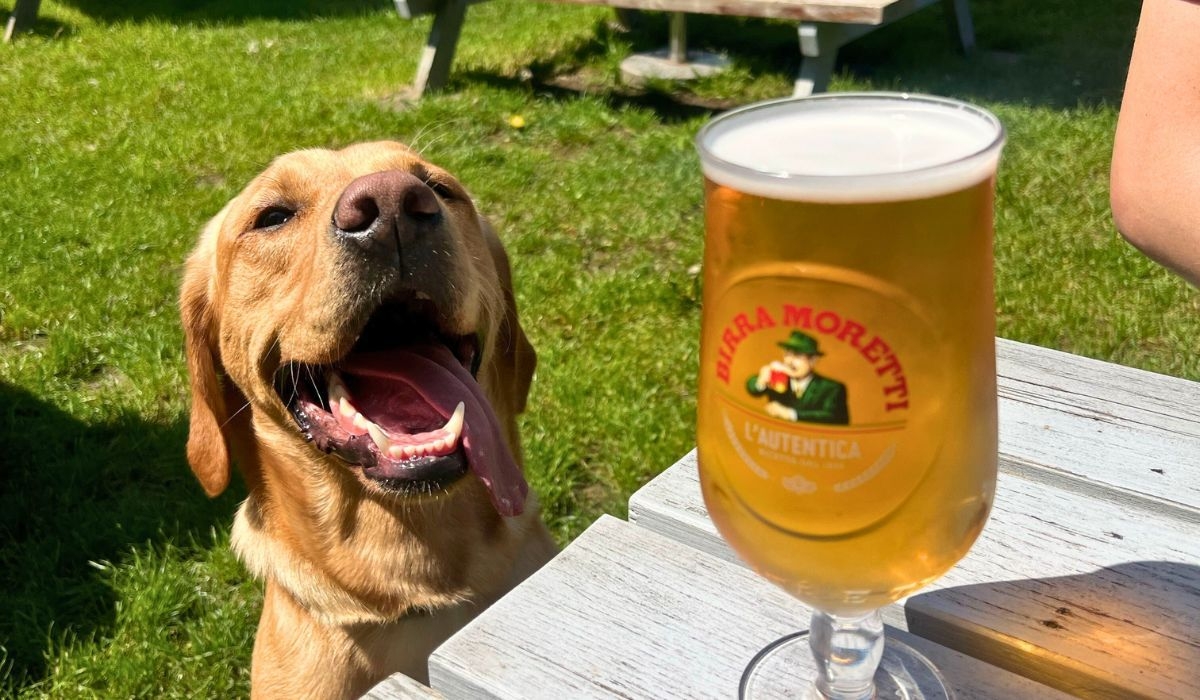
[
  {"left": 45, "top": 0, "right": 381, "bottom": 25},
  {"left": 835, "top": 0, "right": 1140, "bottom": 108},
  {"left": 458, "top": 68, "right": 729, "bottom": 124},
  {"left": 0, "top": 382, "right": 243, "bottom": 688},
  {"left": 451, "top": 16, "right": 737, "bottom": 124}
]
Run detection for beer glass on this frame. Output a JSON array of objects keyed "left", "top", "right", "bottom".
[{"left": 695, "top": 94, "right": 1004, "bottom": 699}]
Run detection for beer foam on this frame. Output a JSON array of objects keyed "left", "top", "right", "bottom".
[{"left": 698, "top": 94, "right": 1004, "bottom": 202}]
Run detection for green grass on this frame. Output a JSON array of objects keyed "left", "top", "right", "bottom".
[{"left": 1, "top": 0, "right": 1196, "bottom": 696}]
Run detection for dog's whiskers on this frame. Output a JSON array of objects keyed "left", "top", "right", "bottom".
[
  {"left": 305, "top": 366, "right": 323, "bottom": 409},
  {"left": 220, "top": 399, "right": 253, "bottom": 430},
  {"left": 407, "top": 121, "right": 459, "bottom": 154},
  {"left": 285, "top": 345, "right": 304, "bottom": 408}
]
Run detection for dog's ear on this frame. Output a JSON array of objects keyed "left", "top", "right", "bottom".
[
  {"left": 179, "top": 213, "right": 233, "bottom": 497},
  {"left": 481, "top": 218, "right": 537, "bottom": 419}
]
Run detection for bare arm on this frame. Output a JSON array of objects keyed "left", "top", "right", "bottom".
[{"left": 1110, "top": 0, "right": 1200, "bottom": 287}]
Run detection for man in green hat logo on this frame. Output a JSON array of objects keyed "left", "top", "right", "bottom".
[{"left": 746, "top": 331, "right": 849, "bottom": 425}]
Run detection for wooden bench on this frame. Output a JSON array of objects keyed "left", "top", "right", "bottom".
[{"left": 394, "top": 0, "right": 974, "bottom": 96}]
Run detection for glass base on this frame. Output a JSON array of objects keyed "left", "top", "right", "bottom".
[{"left": 739, "top": 631, "right": 952, "bottom": 700}]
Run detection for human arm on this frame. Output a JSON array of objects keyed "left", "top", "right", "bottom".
[{"left": 1110, "top": 0, "right": 1200, "bottom": 287}]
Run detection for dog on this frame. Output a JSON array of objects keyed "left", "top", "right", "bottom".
[{"left": 180, "top": 141, "right": 557, "bottom": 699}]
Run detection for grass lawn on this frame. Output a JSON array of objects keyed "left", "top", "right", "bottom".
[{"left": 2, "top": 0, "right": 1196, "bottom": 696}]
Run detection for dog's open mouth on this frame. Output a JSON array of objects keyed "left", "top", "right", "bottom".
[{"left": 275, "top": 298, "right": 527, "bottom": 517}]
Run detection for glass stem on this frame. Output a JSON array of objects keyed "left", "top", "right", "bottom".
[{"left": 808, "top": 609, "right": 885, "bottom": 700}]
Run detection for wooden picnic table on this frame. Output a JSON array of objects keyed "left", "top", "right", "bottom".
[
  {"left": 395, "top": 0, "right": 974, "bottom": 97},
  {"left": 365, "top": 338, "right": 1200, "bottom": 699}
]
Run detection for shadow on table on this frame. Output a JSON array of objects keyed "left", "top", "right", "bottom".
[
  {"left": 0, "top": 381, "right": 244, "bottom": 688},
  {"left": 905, "top": 560, "right": 1200, "bottom": 697}
]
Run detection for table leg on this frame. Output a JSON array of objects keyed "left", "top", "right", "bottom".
[
  {"left": 942, "top": 0, "right": 975, "bottom": 53},
  {"left": 795, "top": 22, "right": 873, "bottom": 96},
  {"left": 412, "top": 0, "right": 469, "bottom": 96},
  {"left": 619, "top": 12, "right": 728, "bottom": 86},
  {"left": 4, "top": 0, "right": 42, "bottom": 42},
  {"left": 668, "top": 12, "right": 686, "bottom": 64}
]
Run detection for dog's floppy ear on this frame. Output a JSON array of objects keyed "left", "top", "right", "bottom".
[
  {"left": 179, "top": 213, "right": 233, "bottom": 497},
  {"left": 481, "top": 218, "right": 537, "bottom": 420}
]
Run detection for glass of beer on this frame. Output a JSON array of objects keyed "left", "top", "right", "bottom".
[{"left": 695, "top": 93, "right": 1004, "bottom": 699}]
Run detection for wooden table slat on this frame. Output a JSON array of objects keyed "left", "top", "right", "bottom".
[
  {"left": 551, "top": 0, "right": 901, "bottom": 23},
  {"left": 429, "top": 516, "right": 1073, "bottom": 699},
  {"left": 362, "top": 673, "right": 447, "bottom": 699},
  {"left": 916, "top": 472, "right": 1200, "bottom": 698},
  {"left": 629, "top": 451, "right": 1200, "bottom": 698},
  {"left": 995, "top": 339, "right": 1200, "bottom": 519}
]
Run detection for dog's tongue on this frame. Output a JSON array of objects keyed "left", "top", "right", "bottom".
[{"left": 340, "top": 345, "right": 527, "bottom": 517}]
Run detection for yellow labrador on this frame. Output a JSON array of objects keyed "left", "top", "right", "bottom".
[{"left": 180, "top": 142, "right": 556, "bottom": 699}]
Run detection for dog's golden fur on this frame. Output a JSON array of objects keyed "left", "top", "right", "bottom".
[{"left": 180, "top": 142, "right": 556, "bottom": 699}]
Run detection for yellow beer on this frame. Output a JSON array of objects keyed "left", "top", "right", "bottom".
[{"left": 696, "top": 94, "right": 1003, "bottom": 616}]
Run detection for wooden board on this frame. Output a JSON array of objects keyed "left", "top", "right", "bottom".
[
  {"left": 632, "top": 458, "right": 1200, "bottom": 697},
  {"left": 363, "top": 673, "right": 447, "bottom": 699},
  {"left": 551, "top": 0, "right": 901, "bottom": 24},
  {"left": 631, "top": 454, "right": 1200, "bottom": 698},
  {"left": 909, "top": 471, "right": 1200, "bottom": 699},
  {"left": 994, "top": 338, "right": 1200, "bottom": 521},
  {"left": 429, "top": 516, "right": 1072, "bottom": 699}
]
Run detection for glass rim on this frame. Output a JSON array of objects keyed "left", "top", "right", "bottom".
[{"left": 695, "top": 92, "right": 1006, "bottom": 194}]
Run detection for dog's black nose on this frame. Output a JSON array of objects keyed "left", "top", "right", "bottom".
[{"left": 332, "top": 170, "right": 441, "bottom": 245}]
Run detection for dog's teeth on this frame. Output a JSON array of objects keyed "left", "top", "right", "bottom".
[
  {"left": 366, "top": 423, "right": 391, "bottom": 452},
  {"left": 366, "top": 403, "right": 467, "bottom": 461},
  {"left": 443, "top": 402, "right": 465, "bottom": 439},
  {"left": 328, "top": 373, "right": 347, "bottom": 402},
  {"left": 327, "top": 375, "right": 360, "bottom": 420}
]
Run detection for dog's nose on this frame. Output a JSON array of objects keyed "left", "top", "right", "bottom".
[{"left": 332, "top": 170, "right": 441, "bottom": 242}]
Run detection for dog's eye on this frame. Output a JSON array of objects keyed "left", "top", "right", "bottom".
[
  {"left": 254, "top": 207, "right": 295, "bottom": 230},
  {"left": 424, "top": 179, "right": 456, "bottom": 201}
]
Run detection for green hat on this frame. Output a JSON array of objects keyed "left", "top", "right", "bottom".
[{"left": 777, "top": 331, "right": 823, "bottom": 356}]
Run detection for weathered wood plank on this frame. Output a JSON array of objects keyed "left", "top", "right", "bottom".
[
  {"left": 629, "top": 455, "right": 1200, "bottom": 697},
  {"left": 995, "top": 338, "right": 1200, "bottom": 520},
  {"left": 553, "top": 0, "right": 898, "bottom": 24},
  {"left": 429, "top": 516, "right": 1072, "bottom": 699},
  {"left": 362, "top": 673, "right": 447, "bottom": 699},
  {"left": 910, "top": 471, "right": 1200, "bottom": 698},
  {"left": 628, "top": 450, "right": 728, "bottom": 558}
]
